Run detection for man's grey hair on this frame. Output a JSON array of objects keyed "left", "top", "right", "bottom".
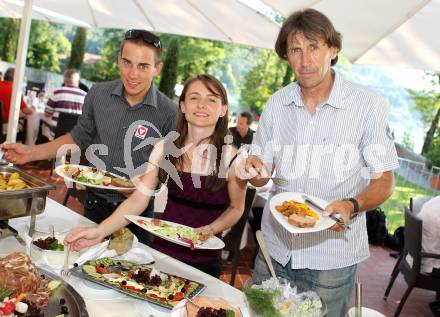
[{"left": 64, "top": 69, "right": 80, "bottom": 85}]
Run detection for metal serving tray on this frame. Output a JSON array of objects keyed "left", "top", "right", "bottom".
[
  {"left": 71, "top": 260, "right": 206, "bottom": 310},
  {"left": 0, "top": 165, "right": 55, "bottom": 221},
  {"left": 39, "top": 266, "right": 89, "bottom": 317}
]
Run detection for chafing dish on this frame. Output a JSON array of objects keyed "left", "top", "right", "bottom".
[{"left": 0, "top": 164, "right": 55, "bottom": 238}]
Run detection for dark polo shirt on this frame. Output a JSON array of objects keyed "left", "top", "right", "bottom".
[
  {"left": 71, "top": 79, "right": 177, "bottom": 202},
  {"left": 229, "top": 126, "right": 254, "bottom": 149}
]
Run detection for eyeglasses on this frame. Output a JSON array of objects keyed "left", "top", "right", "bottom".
[{"left": 124, "top": 29, "right": 162, "bottom": 49}]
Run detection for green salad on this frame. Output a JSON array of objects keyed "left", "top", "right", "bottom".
[
  {"left": 244, "top": 278, "right": 323, "bottom": 317},
  {"left": 156, "top": 223, "right": 199, "bottom": 244}
]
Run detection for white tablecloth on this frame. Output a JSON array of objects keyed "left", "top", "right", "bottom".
[{"left": 1, "top": 198, "right": 247, "bottom": 317}]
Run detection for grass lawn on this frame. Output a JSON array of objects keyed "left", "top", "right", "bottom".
[{"left": 380, "top": 174, "right": 438, "bottom": 233}]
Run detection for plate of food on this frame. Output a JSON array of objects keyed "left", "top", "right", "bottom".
[
  {"left": 70, "top": 257, "right": 205, "bottom": 309},
  {"left": 269, "top": 192, "right": 335, "bottom": 234},
  {"left": 55, "top": 164, "right": 135, "bottom": 190},
  {"left": 125, "top": 216, "right": 225, "bottom": 250},
  {"left": 0, "top": 252, "right": 88, "bottom": 316},
  {"left": 29, "top": 234, "right": 80, "bottom": 268},
  {"left": 171, "top": 296, "right": 244, "bottom": 317}
]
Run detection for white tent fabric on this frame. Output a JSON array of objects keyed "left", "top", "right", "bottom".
[
  {"left": 0, "top": 0, "right": 281, "bottom": 142},
  {"left": 0, "top": 0, "right": 280, "bottom": 49},
  {"left": 263, "top": 0, "right": 440, "bottom": 71}
]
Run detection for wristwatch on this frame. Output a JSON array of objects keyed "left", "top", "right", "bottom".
[{"left": 344, "top": 198, "right": 360, "bottom": 219}]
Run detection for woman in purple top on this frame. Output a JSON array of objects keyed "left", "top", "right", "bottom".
[{"left": 65, "top": 74, "right": 247, "bottom": 277}]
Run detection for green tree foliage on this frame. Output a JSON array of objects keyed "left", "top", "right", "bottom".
[
  {"left": 159, "top": 38, "right": 179, "bottom": 99},
  {"left": 0, "top": 18, "right": 20, "bottom": 62},
  {"left": 401, "top": 129, "right": 414, "bottom": 151},
  {"left": 241, "top": 51, "right": 288, "bottom": 115},
  {"left": 84, "top": 29, "right": 123, "bottom": 82},
  {"left": 160, "top": 35, "right": 225, "bottom": 83},
  {"left": 409, "top": 72, "right": 440, "bottom": 155},
  {"left": 26, "top": 21, "right": 70, "bottom": 72},
  {"left": 68, "top": 27, "right": 87, "bottom": 70}
]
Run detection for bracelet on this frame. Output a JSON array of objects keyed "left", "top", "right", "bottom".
[{"left": 343, "top": 198, "right": 360, "bottom": 219}]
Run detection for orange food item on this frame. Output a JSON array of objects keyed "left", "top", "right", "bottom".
[{"left": 275, "top": 200, "right": 318, "bottom": 228}]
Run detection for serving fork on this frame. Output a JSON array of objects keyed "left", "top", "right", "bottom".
[
  {"left": 302, "top": 194, "right": 351, "bottom": 230},
  {"left": 60, "top": 245, "right": 71, "bottom": 278}
]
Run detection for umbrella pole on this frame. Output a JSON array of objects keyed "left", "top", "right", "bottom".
[{"left": 7, "top": 0, "right": 33, "bottom": 143}]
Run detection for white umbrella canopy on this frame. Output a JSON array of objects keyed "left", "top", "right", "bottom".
[
  {"left": 0, "top": 0, "right": 282, "bottom": 142},
  {"left": 263, "top": 0, "right": 440, "bottom": 71},
  {"left": 0, "top": 0, "right": 280, "bottom": 49}
]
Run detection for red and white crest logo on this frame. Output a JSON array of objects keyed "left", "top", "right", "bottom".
[{"left": 134, "top": 125, "right": 148, "bottom": 140}]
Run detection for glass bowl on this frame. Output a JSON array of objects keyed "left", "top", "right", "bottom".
[
  {"left": 243, "top": 278, "right": 327, "bottom": 317},
  {"left": 29, "top": 233, "right": 79, "bottom": 268}
]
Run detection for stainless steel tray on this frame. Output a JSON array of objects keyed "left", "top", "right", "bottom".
[
  {"left": 71, "top": 259, "right": 205, "bottom": 310},
  {"left": 38, "top": 266, "right": 89, "bottom": 317},
  {"left": 0, "top": 165, "right": 55, "bottom": 227}
]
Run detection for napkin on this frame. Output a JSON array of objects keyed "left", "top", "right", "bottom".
[{"left": 76, "top": 235, "right": 154, "bottom": 265}]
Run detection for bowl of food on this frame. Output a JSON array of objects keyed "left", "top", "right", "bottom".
[
  {"left": 243, "top": 278, "right": 326, "bottom": 317},
  {"left": 29, "top": 234, "right": 79, "bottom": 267}
]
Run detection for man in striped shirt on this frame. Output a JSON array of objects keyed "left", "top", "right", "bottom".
[
  {"left": 44, "top": 69, "right": 86, "bottom": 124},
  {"left": 245, "top": 9, "right": 399, "bottom": 317}
]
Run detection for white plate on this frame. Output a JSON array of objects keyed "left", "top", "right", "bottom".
[
  {"left": 170, "top": 298, "right": 249, "bottom": 317},
  {"left": 55, "top": 164, "right": 135, "bottom": 190},
  {"left": 269, "top": 192, "right": 336, "bottom": 234},
  {"left": 125, "top": 216, "right": 225, "bottom": 250},
  {"left": 69, "top": 279, "right": 129, "bottom": 301}
]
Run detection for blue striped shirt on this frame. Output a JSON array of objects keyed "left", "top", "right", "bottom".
[{"left": 252, "top": 71, "right": 399, "bottom": 270}]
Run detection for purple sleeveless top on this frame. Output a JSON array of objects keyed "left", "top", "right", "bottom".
[{"left": 151, "top": 171, "right": 229, "bottom": 263}]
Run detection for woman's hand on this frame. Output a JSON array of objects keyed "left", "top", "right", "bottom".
[
  {"left": 64, "top": 226, "right": 106, "bottom": 251},
  {"left": 195, "top": 225, "right": 214, "bottom": 241}
]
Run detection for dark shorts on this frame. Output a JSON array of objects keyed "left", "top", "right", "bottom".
[{"left": 83, "top": 191, "right": 153, "bottom": 245}]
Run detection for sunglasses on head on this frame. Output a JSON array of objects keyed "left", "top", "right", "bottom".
[{"left": 124, "top": 29, "right": 162, "bottom": 49}]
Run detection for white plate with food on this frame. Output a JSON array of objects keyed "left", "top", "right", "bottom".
[
  {"left": 125, "top": 216, "right": 225, "bottom": 250},
  {"left": 170, "top": 296, "right": 246, "bottom": 317},
  {"left": 55, "top": 164, "right": 135, "bottom": 190},
  {"left": 270, "top": 192, "right": 335, "bottom": 234}
]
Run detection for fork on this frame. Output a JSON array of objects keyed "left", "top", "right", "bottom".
[
  {"left": 302, "top": 194, "right": 351, "bottom": 230},
  {"left": 60, "top": 245, "right": 71, "bottom": 278}
]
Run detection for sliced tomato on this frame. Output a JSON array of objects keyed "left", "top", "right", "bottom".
[
  {"left": 95, "top": 265, "right": 112, "bottom": 274},
  {"left": 173, "top": 292, "right": 184, "bottom": 301}
]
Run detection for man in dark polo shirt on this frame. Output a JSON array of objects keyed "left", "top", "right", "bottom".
[
  {"left": 2, "top": 30, "right": 177, "bottom": 244},
  {"left": 229, "top": 111, "right": 254, "bottom": 149}
]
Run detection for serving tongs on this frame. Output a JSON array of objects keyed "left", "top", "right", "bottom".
[
  {"left": 256, "top": 230, "right": 279, "bottom": 285},
  {"left": 302, "top": 194, "right": 351, "bottom": 230}
]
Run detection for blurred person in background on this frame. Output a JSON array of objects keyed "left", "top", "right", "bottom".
[
  {"left": 229, "top": 111, "right": 254, "bottom": 149},
  {"left": 45, "top": 68, "right": 86, "bottom": 125},
  {"left": 0, "top": 67, "right": 34, "bottom": 123}
]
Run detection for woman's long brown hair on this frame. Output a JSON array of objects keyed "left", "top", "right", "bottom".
[{"left": 158, "top": 74, "right": 229, "bottom": 192}]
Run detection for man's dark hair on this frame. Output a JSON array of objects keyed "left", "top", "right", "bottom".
[
  {"left": 275, "top": 8, "right": 342, "bottom": 66},
  {"left": 240, "top": 111, "right": 253, "bottom": 125},
  {"left": 119, "top": 30, "right": 163, "bottom": 63},
  {"left": 4, "top": 68, "right": 15, "bottom": 81}
]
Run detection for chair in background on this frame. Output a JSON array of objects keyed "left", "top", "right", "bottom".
[
  {"left": 410, "top": 196, "right": 432, "bottom": 214},
  {"left": 383, "top": 207, "right": 440, "bottom": 317},
  {"left": 222, "top": 186, "right": 256, "bottom": 286}
]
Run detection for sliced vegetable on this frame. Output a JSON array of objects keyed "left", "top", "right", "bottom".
[{"left": 48, "top": 280, "right": 63, "bottom": 291}]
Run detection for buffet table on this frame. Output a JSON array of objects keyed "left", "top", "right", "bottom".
[{"left": 0, "top": 198, "right": 247, "bottom": 317}]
